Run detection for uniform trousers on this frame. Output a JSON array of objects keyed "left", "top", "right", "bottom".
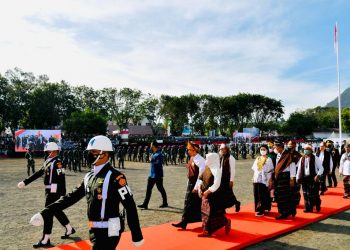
[
  {"left": 27, "top": 162, "right": 35, "bottom": 176},
  {"left": 327, "top": 168, "right": 338, "bottom": 187},
  {"left": 89, "top": 228, "right": 121, "bottom": 250},
  {"left": 43, "top": 192, "right": 69, "bottom": 234},
  {"left": 320, "top": 173, "right": 328, "bottom": 193}
]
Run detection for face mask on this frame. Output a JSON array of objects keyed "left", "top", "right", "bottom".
[
  {"left": 260, "top": 150, "right": 267, "bottom": 156},
  {"left": 273, "top": 148, "right": 279, "bottom": 154},
  {"left": 87, "top": 151, "right": 102, "bottom": 165},
  {"left": 44, "top": 151, "right": 53, "bottom": 161},
  {"left": 304, "top": 150, "right": 311, "bottom": 155}
]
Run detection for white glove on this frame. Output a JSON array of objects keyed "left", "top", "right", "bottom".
[
  {"left": 133, "top": 239, "right": 144, "bottom": 247},
  {"left": 30, "top": 213, "right": 44, "bottom": 226},
  {"left": 17, "top": 181, "right": 25, "bottom": 189}
]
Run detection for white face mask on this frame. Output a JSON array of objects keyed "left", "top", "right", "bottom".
[
  {"left": 273, "top": 148, "right": 279, "bottom": 154},
  {"left": 260, "top": 150, "right": 267, "bottom": 156}
]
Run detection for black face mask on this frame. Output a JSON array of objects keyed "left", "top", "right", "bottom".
[
  {"left": 44, "top": 151, "right": 53, "bottom": 161},
  {"left": 87, "top": 152, "right": 99, "bottom": 164}
]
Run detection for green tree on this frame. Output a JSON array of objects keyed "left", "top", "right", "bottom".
[
  {"left": 72, "top": 85, "right": 100, "bottom": 113},
  {"left": 97, "top": 87, "right": 119, "bottom": 120},
  {"left": 159, "top": 95, "right": 188, "bottom": 135},
  {"left": 138, "top": 94, "right": 161, "bottom": 135},
  {"left": 250, "top": 94, "right": 284, "bottom": 131},
  {"left": 23, "top": 82, "right": 77, "bottom": 129},
  {"left": 63, "top": 110, "right": 107, "bottom": 136},
  {"left": 114, "top": 88, "right": 143, "bottom": 129},
  {"left": 342, "top": 108, "right": 350, "bottom": 132},
  {"left": 4, "top": 68, "right": 36, "bottom": 134},
  {"left": 0, "top": 74, "right": 10, "bottom": 131},
  {"left": 283, "top": 112, "right": 317, "bottom": 136}
]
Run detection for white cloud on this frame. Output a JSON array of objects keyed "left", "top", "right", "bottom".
[{"left": 0, "top": 0, "right": 340, "bottom": 118}]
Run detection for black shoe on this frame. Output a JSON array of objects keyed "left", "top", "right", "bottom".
[
  {"left": 159, "top": 203, "right": 168, "bottom": 208},
  {"left": 171, "top": 221, "right": 187, "bottom": 229},
  {"left": 33, "top": 239, "right": 51, "bottom": 248},
  {"left": 334, "top": 183, "right": 337, "bottom": 187},
  {"left": 292, "top": 209, "right": 297, "bottom": 217},
  {"left": 303, "top": 209, "right": 312, "bottom": 213},
  {"left": 137, "top": 204, "right": 148, "bottom": 209},
  {"left": 255, "top": 212, "right": 264, "bottom": 217},
  {"left": 235, "top": 201, "right": 241, "bottom": 212},
  {"left": 320, "top": 191, "right": 325, "bottom": 195},
  {"left": 275, "top": 214, "right": 289, "bottom": 220},
  {"left": 61, "top": 227, "right": 76, "bottom": 239},
  {"left": 315, "top": 200, "right": 321, "bottom": 212}
]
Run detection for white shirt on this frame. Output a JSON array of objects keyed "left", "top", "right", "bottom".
[
  {"left": 340, "top": 158, "right": 350, "bottom": 176},
  {"left": 340, "top": 152, "right": 349, "bottom": 165},
  {"left": 252, "top": 157, "right": 274, "bottom": 186},
  {"left": 319, "top": 150, "right": 333, "bottom": 174},
  {"left": 46, "top": 157, "right": 55, "bottom": 184},
  {"left": 296, "top": 155, "right": 324, "bottom": 182},
  {"left": 193, "top": 153, "right": 206, "bottom": 190},
  {"left": 93, "top": 162, "right": 109, "bottom": 175}
]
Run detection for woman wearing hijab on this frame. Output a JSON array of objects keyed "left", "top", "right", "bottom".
[
  {"left": 196, "top": 153, "right": 231, "bottom": 237},
  {"left": 252, "top": 145, "right": 274, "bottom": 216}
]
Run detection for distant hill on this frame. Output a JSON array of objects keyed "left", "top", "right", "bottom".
[{"left": 325, "top": 87, "right": 350, "bottom": 108}]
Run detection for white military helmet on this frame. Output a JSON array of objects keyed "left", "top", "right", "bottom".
[
  {"left": 44, "top": 142, "right": 59, "bottom": 151},
  {"left": 86, "top": 135, "right": 113, "bottom": 152}
]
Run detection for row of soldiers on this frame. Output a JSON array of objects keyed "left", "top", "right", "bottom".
[{"left": 25, "top": 142, "right": 283, "bottom": 176}]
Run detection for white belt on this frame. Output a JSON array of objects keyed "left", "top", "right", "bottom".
[
  {"left": 45, "top": 185, "right": 51, "bottom": 189},
  {"left": 88, "top": 221, "right": 109, "bottom": 228}
]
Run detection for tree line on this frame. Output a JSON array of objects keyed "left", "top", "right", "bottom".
[
  {"left": 1, "top": 68, "right": 348, "bottom": 138},
  {"left": 283, "top": 107, "right": 350, "bottom": 137},
  {"left": 0, "top": 68, "right": 286, "bottom": 137}
]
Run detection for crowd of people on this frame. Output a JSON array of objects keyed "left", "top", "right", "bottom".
[
  {"left": 15, "top": 135, "right": 350, "bottom": 249},
  {"left": 0, "top": 135, "right": 15, "bottom": 156}
]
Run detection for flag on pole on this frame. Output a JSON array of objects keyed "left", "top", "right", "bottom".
[
  {"left": 334, "top": 22, "right": 342, "bottom": 145},
  {"left": 334, "top": 22, "right": 338, "bottom": 53}
]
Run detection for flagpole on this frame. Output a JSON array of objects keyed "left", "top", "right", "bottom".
[{"left": 335, "top": 22, "right": 342, "bottom": 145}]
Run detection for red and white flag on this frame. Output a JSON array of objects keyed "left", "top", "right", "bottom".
[{"left": 334, "top": 22, "right": 338, "bottom": 53}]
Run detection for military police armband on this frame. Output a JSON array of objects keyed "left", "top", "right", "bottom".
[{"left": 118, "top": 185, "right": 133, "bottom": 200}]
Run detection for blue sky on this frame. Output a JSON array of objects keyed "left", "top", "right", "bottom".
[{"left": 1, "top": 0, "right": 350, "bottom": 117}]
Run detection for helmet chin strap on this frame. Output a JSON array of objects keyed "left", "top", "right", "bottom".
[
  {"left": 92, "top": 150, "right": 103, "bottom": 165},
  {"left": 45, "top": 151, "right": 54, "bottom": 163}
]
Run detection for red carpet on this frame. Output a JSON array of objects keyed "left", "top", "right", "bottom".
[{"left": 49, "top": 184, "right": 350, "bottom": 250}]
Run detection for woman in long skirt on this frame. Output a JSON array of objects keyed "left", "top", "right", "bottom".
[
  {"left": 252, "top": 145, "right": 274, "bottom": 216},
  {"left": 197, "top": 153, "right": 231, "bottom": 237}
]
